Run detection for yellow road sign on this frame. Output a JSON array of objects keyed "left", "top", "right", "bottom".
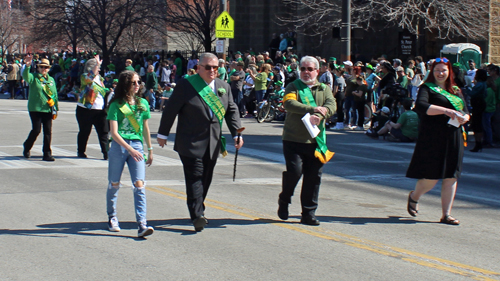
[{"left": 215, "top": 11, "right": 234, "bottom": 39}]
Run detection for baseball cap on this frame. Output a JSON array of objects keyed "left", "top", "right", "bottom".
[
  {"left": 343, "top": 61, "right": 353, "bottom": 66},
  {"left": 381, "top": 107, "right": 390, "bottom": 114}
]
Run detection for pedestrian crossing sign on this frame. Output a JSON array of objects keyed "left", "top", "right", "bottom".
[{"left": 215, "top": 11, "right": 234, "bottom": 39}]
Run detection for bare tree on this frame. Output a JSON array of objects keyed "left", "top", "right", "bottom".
[
  {"left": 77, "top": 0, "right": 156, "bottom": 67},
  {"left": 29, "top": 0, "right": 87, "bottom": 57},
  {"left": 158, "top": 0, "right": 220, "bottom": 52},
  {"left": 279, "top": 0, "right": 489, "bottom": 41},
  {"left": 0, "top": 3, "right": 23, "bottom": 60}
]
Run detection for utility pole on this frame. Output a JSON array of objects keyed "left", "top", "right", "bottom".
[
  {"left": 341, "top": 0, "right": 351, "bottom": 62},
  {"left": 221, "top": 0, "right": 229, "bottom": 60}
]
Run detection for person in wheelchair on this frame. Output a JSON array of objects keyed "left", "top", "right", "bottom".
[{"left": 368, "top": 99, "right": 418, "bottom": 142}]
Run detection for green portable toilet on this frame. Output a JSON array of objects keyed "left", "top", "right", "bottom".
[{"left": 440, "top": 43, "right": 482, "bottom": 71}]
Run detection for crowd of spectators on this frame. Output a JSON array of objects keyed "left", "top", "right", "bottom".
[{"left": 2, "top": 44, "right": 500, "bottom": 148}]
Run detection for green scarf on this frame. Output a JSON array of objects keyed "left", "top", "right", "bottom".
[
  {"left": 293, "top": 80, "right": 334, "bottom": 163},
  {"left": 186, "top": 74, "right": 228, "bottom": 157}
]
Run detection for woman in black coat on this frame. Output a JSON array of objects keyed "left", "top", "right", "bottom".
[{"left": 406, "top": 58, "right": 470, "bottom": 225}]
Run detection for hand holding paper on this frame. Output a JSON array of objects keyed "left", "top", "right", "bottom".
[{"left": 301, "top": 113, "right": 320, "bottom": 138}]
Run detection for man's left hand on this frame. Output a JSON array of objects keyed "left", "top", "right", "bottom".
[
  {"left": 310, "top": 114, "right": 321, "bottom": 126},
  {"left": 234, "top": 137, "right": 244, "bottom": 150}
]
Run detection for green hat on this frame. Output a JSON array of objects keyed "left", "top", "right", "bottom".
[
  {"left": 366, "top": 64, "right": 374, "bottom": 70},
  {"left": 452, "top": 62, "right": 461, "bottom": 67},
  {"left": 107, "top": 63, "right": 115, "bottom": 71},
  {"left": 235, "top": 51, "right": 242, "bottom": 55},
  {"left": 113, "top": 79, "right": 118, "bottom": 83},
  {"left": 274, "top": 81, "right": 283, "bottom": 86},
  {"left": 105, "top": 74, "right": 112, "bottom": 78},
  {"left": 329, "top": 57, "right": 336, "bottom": 62}
]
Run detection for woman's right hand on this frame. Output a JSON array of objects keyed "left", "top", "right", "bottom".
[{"left": 128, "top": 147, "right": 144, "bottom": 162}]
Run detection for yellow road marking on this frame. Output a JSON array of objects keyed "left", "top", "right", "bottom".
[{"left": 148, "top": 185, "right": 500, "bottom": 280}]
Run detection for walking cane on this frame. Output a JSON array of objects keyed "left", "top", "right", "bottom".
[{"left": 233, "top": 127, "right": 245, "bottom": 182}]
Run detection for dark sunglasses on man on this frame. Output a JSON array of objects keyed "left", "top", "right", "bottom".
[
  {"left": 200, "top": 65, "right": 218, "bottom": 71},
  {"left": 300, "top": 66, "right": 316, "bottom": 72}
]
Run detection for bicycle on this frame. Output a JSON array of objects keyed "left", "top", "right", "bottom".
[{"left": 256, "top": 93, "right": 285, "bottom": 123}]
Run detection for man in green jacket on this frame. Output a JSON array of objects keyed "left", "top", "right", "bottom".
[
  {"left": 145, "top": 65, "right": 158, "bottom": 111},
  {"left": 277, "top": 56, "right": 336, "bottom": 226}
]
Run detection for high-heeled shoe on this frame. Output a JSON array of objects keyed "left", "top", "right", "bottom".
[
  {"left": 470, "top": 143, "right": 483, "bottom": 152},
  {"left": 407, "top": 191, "right": 418, "bottom": 217}
]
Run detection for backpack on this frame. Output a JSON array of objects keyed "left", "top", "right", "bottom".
[{"left": 6, "top": 65, "right": 13, "bottom": 74}]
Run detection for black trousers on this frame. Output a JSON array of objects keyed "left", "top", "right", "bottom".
[
  {"left": 335, "top": 94, "right": 345, "bottom": 123},
  {"left": 279, "top": 140, "right": 324, "bottom": 216},
  {"left": 24, "top": 111, "right": 53, "bottom": 155},
  {"left": 179, "top": 149, "right": 218, "bottom": 220},
  {"left": 354, "top": 100, "right": 365, "bottom": 127},
  {"left": 76, "top": 106, "right": 109, "bottom": 154}
]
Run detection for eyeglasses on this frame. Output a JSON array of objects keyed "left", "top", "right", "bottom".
[
  {"left": 200, "top": 64, "right": 218, "bottom": 71},
  {"left": 300, "top": 66, "right": 316, "bottom": 72},
  {"left": 131, "top": 80, "right": 141, "bottom": 85},
  {"left": 39, "top": 66, "right": 50, "bottom": 69},
  {"left": 435, "top": 58, "right": 449, "bottom": 63}
]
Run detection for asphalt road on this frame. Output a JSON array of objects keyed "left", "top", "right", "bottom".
[{"left": 1, "top": 95, "right": 499, "bottom": 280}]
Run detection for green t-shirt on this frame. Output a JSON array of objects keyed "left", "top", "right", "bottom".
[
  {"left": 398, "top": 110, "right": 419, "bottom": 139},
  {"left": 218, "top": 67, "right": 227, "bottom": 80},
  {"left": 175, "top": 57, "right": 183, "bottom": 75},
  {"left": 107, "top": 98, "right": 151, "bottom": 142}
]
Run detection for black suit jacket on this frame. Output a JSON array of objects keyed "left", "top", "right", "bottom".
[{"left": 158, "top": 77, "right": 242, "bottom": 160}]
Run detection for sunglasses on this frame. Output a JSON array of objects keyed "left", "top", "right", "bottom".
[
  {"left": 131, "top": 80, "right": 141, "bottom": 85},
  {"left": 435, "top": 58, "right": 449, "bottom": 63},
  {"left": 300, "top": 66, "right": 316, "bottom": 72},
  {"left": 39, "top": 66, "right": 50, "bottom": 69},
  {"left": 200, "top": 64, "right": 218, "bottom": 71}
]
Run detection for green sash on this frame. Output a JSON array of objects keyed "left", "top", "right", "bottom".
[
  {"left": 425, "top": 83, "right": 464, "bottom": 111},
  {"left": 293, "top": 80, "right": 334, "bottom": 163},
  {"left": 186, "top": 74, "right": 228, "bottom": 157},
  {"left": 425, "top": 82, "right": 467, "bottom": 146},
  {"left": 118, "top": 103, "right": 141, "bottom": 133},
  {"left": 38, "top": 75, "right": 58, "bottom": 119}
]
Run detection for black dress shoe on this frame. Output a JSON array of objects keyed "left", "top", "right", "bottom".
[
  {"left": 103, "top": 152, "right": 108, "bottom": 160},
  {"left": 77, "top": 153, "right": 87, "bottom": 158},
  {"left": 42, "top": 155, "right": 55, "bottom": 161},
  {"left": 23, "top": 150, "right": 30, "bottom": 159},
  {"left": 300, "top": 215, "right": 320, "bottom": 226},
  {"left": 193, "top": 216, "right": 207, "bottom": 232},
  {"left": 277, "top": 199, "right": 289, "bottom": 220}
]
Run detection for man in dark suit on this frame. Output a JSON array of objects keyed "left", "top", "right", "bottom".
[{"left": 157, "top": 53, "right": 244, "bottom": 232}]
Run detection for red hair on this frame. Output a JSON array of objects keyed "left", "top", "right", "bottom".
[{"left": 424, "top": 58, "right": 458, "bottom": 95}]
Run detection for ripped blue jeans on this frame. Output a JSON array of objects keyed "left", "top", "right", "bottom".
[{"left": 107, "top": 139, "right": 147, "bottom": 225}]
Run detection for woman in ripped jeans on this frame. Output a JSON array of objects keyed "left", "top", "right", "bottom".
[{"left": 106, "top": 70, "right": 154, "bottom": 238}]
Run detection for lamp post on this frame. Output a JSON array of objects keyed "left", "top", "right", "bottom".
[{"left": 341, "top": 0, "right": 351, "bottom": 62}]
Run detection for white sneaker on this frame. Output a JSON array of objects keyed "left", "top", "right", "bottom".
[
  {"left": 331, "top": 123, "right": 345, "bottom": 130},
  {"left": 354, "top": 126, "right": 364, "bottom": 131},
  {"left": 138, "top": 224, "right": 154, "bottom": 237},
  {"left": 108, "top": 216, "right": 120, "bottom": 232}
]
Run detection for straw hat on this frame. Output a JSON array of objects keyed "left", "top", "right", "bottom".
[{"left": 38, "top": 58, "right": 51, "bottom": 68}]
